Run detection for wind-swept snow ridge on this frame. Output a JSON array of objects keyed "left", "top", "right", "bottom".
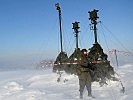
[{"left": 0, "top": 64, "right": 133, "bottom": 100}]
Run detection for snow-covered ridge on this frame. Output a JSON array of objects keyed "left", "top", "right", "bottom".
[{"left": 0, "top": 64, "right": 133, "bottom": 100}]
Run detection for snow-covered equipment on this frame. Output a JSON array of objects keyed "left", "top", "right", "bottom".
[{"left": 53, "top": 3, "right": 125, "bottom": 92}]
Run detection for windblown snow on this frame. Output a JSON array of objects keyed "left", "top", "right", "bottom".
[{"left": 0, "top": 64, "right": 133, "bottom": 100}]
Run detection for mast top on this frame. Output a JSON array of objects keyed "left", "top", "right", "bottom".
[
  {"left": 55, "top": 3, "right": 61, "bottom": 11},
  {"left": 72, "top": 21, "right": 80, "bottom": 49},
  {"left": 88, "top": 9, "right": 99, "bottom": 23},
  {"left": 88, "top": 9, "right": 99, "bottom": 44},
  {"left": 72, "top": 21, "right": 80, "bottom": 33}
]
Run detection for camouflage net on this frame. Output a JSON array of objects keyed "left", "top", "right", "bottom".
[{"left": 53, "top": 43, "right": 118, "bottom": 86}]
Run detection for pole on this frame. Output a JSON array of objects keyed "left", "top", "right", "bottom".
[
  {"left": 59, "top": 10, "right": 63, "bottom": 52},
  {"left": 94, "top": 21, "right": 98, "bottom": 44},
  {"left": 55, "top": 3, "right": 63, "bottom": 52},
  {"left": 114, "top": 49, "right": 119, "bottom": 68},
  {"left": 88, "top": 9, "right": 99, "bottom": 44},
  {"left": 75, "top": 31, "right": 78, "bottom": 49},
  {"left": 72, "top": 22, "right": 80, "bottom": 49}
]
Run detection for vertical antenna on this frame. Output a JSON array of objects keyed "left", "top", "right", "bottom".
[
  {"left": 114, "top": 49, "right": 119, "bottom": 68},
  {"left": 88, "top": 9, "right": 99, "bottom": 44},
  {"left": 55, "top": 3, "right": 63, "bottom": 52},
  {"left": 72, "top": 21, "right": 80, "bottom": 49}
]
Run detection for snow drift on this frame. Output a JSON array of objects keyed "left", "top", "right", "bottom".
[{"left": 0, "top": 64, "right": 133, "bottom": 100}]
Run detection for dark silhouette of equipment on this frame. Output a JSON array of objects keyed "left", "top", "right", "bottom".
[
  {"left": 53, "top": 3, "right": 68, "bottom": 72},
  {"left": 88, "top": 9, "right": 99, "bottom": 44},
  {"left": 72, "top": 21, "right": 80, "bottom": 49},
  {"left": 53, "top": 4, "right": 124, "bottom": 91}
]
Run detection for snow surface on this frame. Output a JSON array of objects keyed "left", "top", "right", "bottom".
[{"left": 0, "top": 64, "right": 133, "bottom": 100}]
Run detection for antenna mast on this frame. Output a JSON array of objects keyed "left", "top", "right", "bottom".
[
  {"left": 88, "top": 9, "right": 99, "bottom": 44},
  {"left": 72, "top": 21, "right": 80, "bottom": 49},
  {"left": 55, "top": 3, "right": 63, "bottom": 52}
]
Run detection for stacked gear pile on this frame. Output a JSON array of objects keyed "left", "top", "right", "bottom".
[
  {"left": 53, "top": 51, "right": 68, "bottom": 72},
  {"left": 87, "top": 43, "right": 116, "bottom": 86},
  {"left": 53, "top": 44, "right": 118, "bottom": 86}
]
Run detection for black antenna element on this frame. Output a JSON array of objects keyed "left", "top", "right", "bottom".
[
  {"left": 72, "top": 21, "right": 80, "bottom": 49},
  {"left": 55, "top": 3, "right": 63, "bottom": 52},
  {"left": 88, "top": 9, "right": 99, "bottom": 44}
]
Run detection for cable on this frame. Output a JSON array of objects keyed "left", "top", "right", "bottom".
[
  {"left": 101, "top": 22, "right": 131, "bottom": 53},
  {"left": 67, "top": 37, "right": 76, "bottom": 56},
  {"left": 99, "top": 22, "right": 115, "bottom": 67}
]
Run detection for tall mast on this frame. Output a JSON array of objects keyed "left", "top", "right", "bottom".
[
  {"left": 55, "top": 3, "right": 63, "bottom": 52},
  {"left": 88, "top": 9, "right": 99, "bottom": 44},
  {"left": 72, "top": 21, "right": 80, "bottom": 49}
]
